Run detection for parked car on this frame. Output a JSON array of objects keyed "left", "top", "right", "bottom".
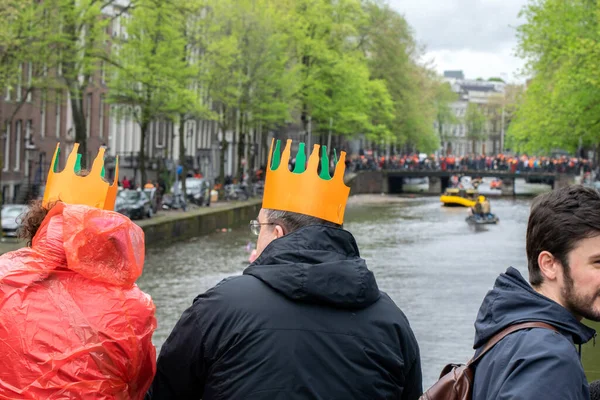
[
  {"left": 143, "top": 187, "right": 160, "bottom": 214},
  {"left": 172, "top": 178, "right": 211, "bottom": 206},
  {"left": 2, "top": 204, "right": 28, "bottom": 237},
  {"left": 115, "top": 189, "right": 153, "bottom": 220}
]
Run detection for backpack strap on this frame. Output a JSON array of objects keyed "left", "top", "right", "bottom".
[{"left": 467, "top": 321, "right": 558, "bottom": 366}]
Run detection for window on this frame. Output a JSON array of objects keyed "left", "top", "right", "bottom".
[
  {"left": 156, "top": 121, "right": 166, "bottom": 147},
  {"left": 26, "top": 120, "right": 32, "bottom": 140},
  {"left": 86, "top": 93, "right": 92, "bottom": 137},
  {"left": 113, "top": 15, "right": 121, "bottom": 37},
  {"left": 26, "top": 62, "right": 32, "bottom": 102},
  {"left": 40, "top": 92, "right": 46, "bottom": 137},
  {"left": 16, "top": 64, "right": 22, "bottom": 102},
  {"left": 13, "top": 184, "right": 20, "bottom": 203},
  {"left": 99, "top": 95, "right": 105, "bottom": 139},
  {"left": 14, "top": 120, "right": 21, "bottom": 171},
  {"left": 2, "top": 185, "right": 8, "bottom": 204},
  {"left": 3, "top": 122, "right": 10, "bottom": 172},
  {"left": 4, "top": 87, "right": 10, "bottom": 101},
  {"left": 56, "top": 93, "right": 61, "bottom": 138}
]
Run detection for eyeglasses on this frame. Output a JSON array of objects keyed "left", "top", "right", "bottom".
[{"left": 249, "top": 220, "right": 275, "bottom": 236}]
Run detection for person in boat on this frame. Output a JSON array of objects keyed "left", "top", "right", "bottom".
[
  {"left": 0, "top": 144, "right": 156, "bottom": 399},
  {"left": 471, "top": 195, "right": 491, "bottom": 219},
  {"left": 481, "top": 195, "right": 492, "bottom": 216},
  {"left": 147, "top": 139, "right": 423, "bottom": 400}
]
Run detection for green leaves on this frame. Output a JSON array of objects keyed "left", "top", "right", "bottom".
[
  {"left": 510, "top": 0, "right": 600, "bottom": 154},
  {"left": 108, "top": 0, "right": 205, "bottom": 123},
  {"left": 465, "top": 103, "right": 487, "bottom": 141},
  {"left": 3, "top": 0, "right": 443, "bottom": 160}
]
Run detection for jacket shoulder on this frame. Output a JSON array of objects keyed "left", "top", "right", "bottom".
[
  {"left": 501, "top": 327, "right": 580, "bottom": 361},
  {"left": 474, "top": 327, "right": 587, "bottom": 400},
  {"left": 194, "top": 275, "right": 264, "bottom": 300}
]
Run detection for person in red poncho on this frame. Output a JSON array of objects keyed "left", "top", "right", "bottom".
[{"left": 0, "top": 143, "right": 156, "bottom": 399}]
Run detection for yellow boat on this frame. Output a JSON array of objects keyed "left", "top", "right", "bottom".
[{"left": 440, "top": 188, "right": 478, "bottom": 207}]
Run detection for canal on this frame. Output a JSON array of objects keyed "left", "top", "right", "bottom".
[{"left": 138, "top": 184, "right": 599, "bottom": 388}]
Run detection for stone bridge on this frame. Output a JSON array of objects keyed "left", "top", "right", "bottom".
[{"left": 345, "top": 170, "right": 576, "bottom": 196}]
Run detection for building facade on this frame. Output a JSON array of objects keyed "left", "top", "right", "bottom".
[
  {"left": 1, "top": 62, "right": 109, "bottom": 204},
  {"left": 440, "top": 71, "right": 506, "bottom": 157}
]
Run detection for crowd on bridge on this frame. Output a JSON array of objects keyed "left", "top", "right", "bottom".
[{"left": 349, "top": 152, "right": 595, "bottom": 175}]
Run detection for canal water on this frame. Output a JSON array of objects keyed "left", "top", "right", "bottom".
[{"left": 137, "top": 181, "right": 599, "bottom": 388}]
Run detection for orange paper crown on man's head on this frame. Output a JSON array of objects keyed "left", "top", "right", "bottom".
[
  {"left": 262, "top": 139, "right": 350, "bottom": 224},
  {"left": 42, "top": 143, "right": 119, "bottom": 210}
]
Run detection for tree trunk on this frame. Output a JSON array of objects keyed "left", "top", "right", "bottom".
[
  {"left": 237, "top": 113, "right": 245, "bottom": 181},
  {"left": 140, "top": 119, "right": 148, "bottom": 188},
  {"left": 70, "top": 88, "right": 88, "bottom": 167},
  {"left": 218, "top": 105, "right": 230, "bottom": 185},
  {"left": 219, "top": 136, "right": 228, "bottom": 185},
  {"left": 249, "top": 125, "right": 256, "bottom": 177},
  {"left": 179, "top": 115, "right": 187, "bottom": 195}
]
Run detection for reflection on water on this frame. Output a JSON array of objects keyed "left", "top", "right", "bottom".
[{"left": 137, "top": 190, "right": 597, "bottom": 388}]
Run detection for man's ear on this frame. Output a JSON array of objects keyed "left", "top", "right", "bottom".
[
  {"left": 274, "top": 224, "right": 285, "bottom": 239},
  {"left": 538, "top": 251, "right": 561, "bottom": 282}
]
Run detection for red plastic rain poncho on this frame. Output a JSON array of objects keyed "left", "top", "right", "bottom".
[{"left": 0, "top": 203, "right": 156, "bottom": 399}]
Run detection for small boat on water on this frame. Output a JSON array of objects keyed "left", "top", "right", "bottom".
[
  {"left": 490, "top": 178, "right": 502, "bottom": 190},
  {"left": 466, "top": 213, "right": 499, "bottom": 225},
  {"left": 440, "top": 188, "right": 478, "bottom": 207}
]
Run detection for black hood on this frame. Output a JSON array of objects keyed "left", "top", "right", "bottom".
[
  {"left": 244, "top": 225, "right": 381, "bottom": 309},
  {"left": 474, "top": 267, "right": 596, "bottom": 348}
]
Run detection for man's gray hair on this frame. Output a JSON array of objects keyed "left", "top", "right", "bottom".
[{"left": 264, "top": 209, "right": 341, "bottom": 234}]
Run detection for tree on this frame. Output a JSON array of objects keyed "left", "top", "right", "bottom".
[
  {"left": 359, "top": 1, "right": 440, "bottom": 153},
  {"left": 232, "top": 0, "right": 299, "bottom": 180},
  {"left": 291, "top": 0, "right": 376, "bottom": 147},
  {"left": 0, "top": 0, "right": 55, "bottom": 214},
  {"left": 465, "top": 103, "right": 486, "bottom": 154},
  {"left": 107, "top": 0, "right": 202, "bottom": 186},
  {"left": 486, "top": 84, "right": 524, "bottom": 153},
  {"left": 40, "top": 0, "right": 135, "bottom": 168},
  {"left": 509, "top": 0, "right": 600, "bottom": 155},
  {"left": 433, "top": 81, "right": 458, "bottom": 155},
  {"left": 197, "top": 0, "right": 244, "bottom": 184}
]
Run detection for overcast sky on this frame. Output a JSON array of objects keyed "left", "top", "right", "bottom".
[{"left": 388, "top": 0, "right": 529, "bottom": 82}]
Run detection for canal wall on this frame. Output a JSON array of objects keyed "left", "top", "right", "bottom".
[
  {"left": 137, "top": 200, "right": 262, "bottom": 248},
  {"left": 0, "top": 200, "right": 263, "bottom": 255}
]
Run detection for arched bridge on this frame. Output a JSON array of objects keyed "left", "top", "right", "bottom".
[{"left": 345, "top": 170, "right": 576, "bottom": 196}]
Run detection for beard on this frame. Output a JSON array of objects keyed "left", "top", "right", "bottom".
[{"left": 562, "top": 264, "right": 600, "bottom": 322}]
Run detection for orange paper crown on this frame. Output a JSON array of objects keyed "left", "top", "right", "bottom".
[
  {"left": 42, "top": 143, "right": 119, "bottom": 210},
  {"left": 262, "top": 139, "right": 350, "bottom": 224}
]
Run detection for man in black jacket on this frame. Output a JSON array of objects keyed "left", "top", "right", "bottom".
[{"left": 146, "top": 140, "right": 422, "bottom": 399}]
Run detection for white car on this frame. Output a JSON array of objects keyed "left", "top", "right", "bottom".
[{"left": 2, "top": 205, "right": 29, "bottom": 238}]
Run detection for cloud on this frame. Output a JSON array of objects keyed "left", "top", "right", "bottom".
[
  {"left": 422, "top": 45, "right": 526, "bottom": 83},
  {"left": 388, "top": 0, "right": 529, "bottom": 80}
]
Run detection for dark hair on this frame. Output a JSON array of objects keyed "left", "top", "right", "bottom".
[
  {"left": 18, "top": 169, "right": 98, "bottom": 246},
  {"left": 18, "top": 199, "right": 50, "bottom": 246},
  {"left": 526, "top": 185, "right": 600, "bottom": 286},
  {"left": 264, "top": 209, "right": 341, "bottom": 234}
]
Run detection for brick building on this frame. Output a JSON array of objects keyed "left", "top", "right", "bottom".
[{"left": 1, "top": 62, "right": 109, "bottom": 204}]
